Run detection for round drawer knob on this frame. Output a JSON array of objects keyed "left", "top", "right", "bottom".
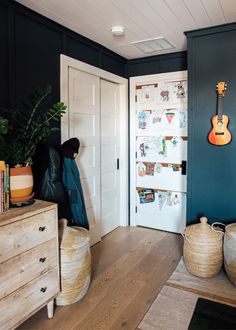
[
  {"left": 40, "top": 287, "right": 47, "bottom": 293},
  {"left": 39, "top": 257, "right": 46, "bottom": 263},
  {"left": 39, "top": 226, "right": 46, "bottom": 231}
]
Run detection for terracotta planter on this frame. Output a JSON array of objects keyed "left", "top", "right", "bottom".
[{"left": 10, "top": 165, "right": 34, "bottom": 203}]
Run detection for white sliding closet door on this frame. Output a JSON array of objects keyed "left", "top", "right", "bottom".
[
  {"left": 68, "top": 67, "right": 101, "bottom": 245},
  {"left": 101, "top": 79, "right": 120, "bottom": 236},
  {"left": 61, "top": 55, "right": 129, "bottom": 245}
]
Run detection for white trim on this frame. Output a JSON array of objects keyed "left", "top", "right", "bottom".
[
  {"left": 60, "top": 54, "right": 129, "bottom": 228},
  {"left": 129, "top": 71, "right": 188, "bottom": 226}
]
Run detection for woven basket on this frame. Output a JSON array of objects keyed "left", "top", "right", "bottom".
[
  {"left": 56, "top": 218, "right": 91, "bottom": 306},
  {"left": 183, "top": 217, "right": 224, "bottom": 278},
  {"left": 224, "top": 223, "right": 236, "bottom": 286}
]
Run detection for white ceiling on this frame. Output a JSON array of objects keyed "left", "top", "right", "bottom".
[{"left": 16, "top": 0, "right": 236, "bottom": 59}]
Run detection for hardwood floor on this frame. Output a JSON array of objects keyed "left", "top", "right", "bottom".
[{"left": 18, "top": 226, "right": 183, "bottom": 330}]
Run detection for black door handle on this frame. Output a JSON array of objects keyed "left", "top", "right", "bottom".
[
  {"left": 181, "top": 160, "right": 187, "bottom": 175},
  {"left": 117, "top": 158, "right": 119, "bottom": 170}
]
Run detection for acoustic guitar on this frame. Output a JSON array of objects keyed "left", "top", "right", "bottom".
[{"left": 208, "top": 81, "right": 231, "bottom": 146}]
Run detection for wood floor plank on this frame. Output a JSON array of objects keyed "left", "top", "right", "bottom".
[
  {"left": 67, "top": 230, "right": 168, "bottom": 329},
  {"left": 72, "top": 232, "right": 178, "bottom": 329},
  {"left": 110, "top": 235, "right": 183, "bottom": 330},
  {"left": 91, "top": 227, "right": 155, "bottom": 278},
  {"left": 73, "top": 275, "right": 146, "bottom": 330}
]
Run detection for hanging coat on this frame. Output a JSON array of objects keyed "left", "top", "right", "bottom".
[
  {"left": 62, "top": 157, "right": 89, "bottom": 230},
  {"left": 34, "top": 146, "right": 71, "bottom": 221}
]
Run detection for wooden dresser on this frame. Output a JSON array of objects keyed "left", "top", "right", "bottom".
[{"left": 0, "top": 200, "right": 60, "bottom": 330}]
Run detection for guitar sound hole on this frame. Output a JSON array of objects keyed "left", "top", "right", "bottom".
[{"left": 217, "top": 121, "right": 223, "bottom": 127}]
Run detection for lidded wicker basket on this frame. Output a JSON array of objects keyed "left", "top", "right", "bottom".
[
  {"left": 56, "top": 218, "right": 91, "bottom": 306},
  {"left": 183, "top": 217, "right": 224, "bottom": 278},
  {"left": 224, "top": 223, "right": 236, "bottom": 286}
]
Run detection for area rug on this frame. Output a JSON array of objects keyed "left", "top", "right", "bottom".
[
  {"left": 138, "top": 285, "right": 199, "bottom": 330},
  {"left": 138, "top": 258, "right": 236, "bottom": 330},
  {"left": 166, "top": 258, "right": 236, "bottom": 305},
  {"left": 188, "top": 298, "right": 236, "bottom": 330}
]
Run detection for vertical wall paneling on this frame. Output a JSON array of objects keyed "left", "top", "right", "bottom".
[
  {"left": 0, "top": 3, "right": 9, "bottom": 108},
  {"left": 66, "top": 35, "right": 100, "bottom": 68},
  {"left": 8, "top": 5, "right": 16, "bottom": 109},
  {"left": 14, "top": 11, "right": 63, "bottom": 145},
  {"left": 0, "top": 0, "right": 127, "bottom": 147},
  {"left": 61, "top": 31, "right": 67, "bottom": 56},
  {"left": 127, "top": 51, "right": 187, "bottom": 77},
  {"left": 102, "top": 53, "right": 127, "bottom": 78},
  {"left": 186, "top": 23, "right": 236, "bottom": 224},
  {"left": 14, "top": 11, "right": 62, "bottom": 103}
]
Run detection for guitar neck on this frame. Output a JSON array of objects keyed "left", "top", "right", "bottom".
[{"left": 217, "top": 94, "right": 223, "bottom": 120}]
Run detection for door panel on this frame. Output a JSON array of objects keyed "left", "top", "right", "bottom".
[
  {"left": 136, "top": 136, "right": 187, "bottom": 163},
  {"left": 136, "top": 192, "right": 186, "bottom": 233},
  {"left": 101, "top": 79, "right": 120, "bottom": 236},
  {"left": 136, "top": 165, "right": 187, "bottom": 192},
  {"left": 68, "top": 67, "right": 101, "bottom": 245}
]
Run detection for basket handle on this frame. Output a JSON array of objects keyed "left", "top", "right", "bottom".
[
  {"left": 181, "top": 228, "right": 190, "bottom": 243},
  {"left": 211, "top": 222, "right": 225, "bottom": 235}
]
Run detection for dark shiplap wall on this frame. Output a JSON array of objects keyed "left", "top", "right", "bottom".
[
  {"left": 0, "top": 3, "right": 9, "bottom": 108},
  {"left": 186, "top": 23, "right": 236, "bottom": 224},
  {"left": 0, "top": 0, "right": 127, "bottom": 146},
  {"left": 0, "top": 0, "right": 187, "bottom": 146},
  {"left": 127, "top": 51, "right": 187, "bottom": 77}
]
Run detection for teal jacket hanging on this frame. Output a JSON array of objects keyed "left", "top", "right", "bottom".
[{"left": 62, "top": 157, "right": 89, "bottom": 230}]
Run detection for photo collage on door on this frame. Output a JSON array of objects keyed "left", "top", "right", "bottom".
[{"left": 136, "top": 79, "right": 187, "bottom": 214}]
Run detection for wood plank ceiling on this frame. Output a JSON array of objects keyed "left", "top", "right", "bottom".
[{"left": 16, "top": 0, "right": 236, "bottom": 59}]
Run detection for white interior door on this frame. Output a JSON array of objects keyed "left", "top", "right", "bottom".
[
  {"left": 100, "top": 79, "right": 120, "bottom": 236},
  {"left": 131, "top": 71, "right": 187, "bottom": 234},
  {"left": 68, "top": 67, "right": 101, "bottom": 245}
]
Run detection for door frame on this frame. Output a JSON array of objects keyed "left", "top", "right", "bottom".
[
  {"left": 60, "top": 54, "right": 129, "bottom": 228},
  {"left": 130, "top": 71, "right": 187, "bottom": 226}
]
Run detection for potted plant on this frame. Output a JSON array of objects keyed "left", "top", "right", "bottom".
[{"left": 0, "top": 85, "right": 66, "bottom": 203}]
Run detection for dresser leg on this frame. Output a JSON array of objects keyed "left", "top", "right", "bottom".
[{"left": 47, "top": 299, "right": 54, "bottom": 319}]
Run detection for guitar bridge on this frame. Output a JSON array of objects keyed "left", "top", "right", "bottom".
[{"left": 215, "top": 132, "right": 225, "bottom": 135}]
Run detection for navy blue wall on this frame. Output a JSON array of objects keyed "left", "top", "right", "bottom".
[
  {"left": 0, "top": 2, "right": 9, "bottom": 108},
  {"left": 187, "top": 23, "right": 236, "bottom": 224},
  {"left": 0, "top": 0, "right": 127, "bottom": 145},
  {"left": 127, "top": 51, "right": 187, "bottom": 77},
  {"left": 0, "top": 0, "right": 188, "bottom": 146}
]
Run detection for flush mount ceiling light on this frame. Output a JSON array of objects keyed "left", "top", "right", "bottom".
[
  {"left": 132, "top": 37, "right": 176, "bottom": 54},
  {"left": 111, "top": 26, "right": 125, "bottom": 36}
]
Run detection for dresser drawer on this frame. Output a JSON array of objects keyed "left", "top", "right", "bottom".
[
  {"left": 0, "top": 208, "right": 57, "bottom": 263},
  {"left": 0, "top": 238, "right": 58, "bottom": 300},
  {"left": 0, "top": 267, "right": 59, "bottom": 330}
]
